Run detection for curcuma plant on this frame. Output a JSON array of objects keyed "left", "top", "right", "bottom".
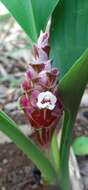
[{"left": 0, "top": 0, "right": 88, "bottom": 190}]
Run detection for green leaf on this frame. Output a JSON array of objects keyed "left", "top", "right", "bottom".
[
  {"left": 50, "top": 1, "right": 88, "bottom": 189},
  {"left": 59, "top": 48, "right": 88, "bottom": 183},
  {"left": 59, "top": 48, "right": 88, "bottom": 112},
  {"left": 73, "top": 136, "right": 88, "bottom": 155},
  {"left": 0, "top": 111, "right": 58, "bottom": 184},
  {"left": 50, "top": 0, "right": 88, "bottom": 78},
  {"left": 1, "top": 0, "right": 60, "bottom": 42},
  {"left": 59, "top": 49, "right": 88, "bottom": 190}
]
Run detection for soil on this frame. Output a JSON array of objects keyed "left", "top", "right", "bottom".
[{"left": 0, "top": 143, "right": 60, "bottom": 190}]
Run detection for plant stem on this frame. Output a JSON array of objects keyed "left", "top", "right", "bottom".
[{"left": 60, "top": 110, "right": 75, "bottom": 190}]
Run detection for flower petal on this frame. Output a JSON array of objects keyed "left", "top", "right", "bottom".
[
  {"left": 51, "top": 68, "right": 60, "bottom": 76},
  {"left": 44, "top": 60, "right": 52, "bottom": 71},
  {"left": 34, "top": 45, "right": 48, "bottom": 61},
  {"left": 20, "top": 95, "right": 29, "bottom": 108},
  {"left": 21, "top": 80, "right": 31, "bottom": 91},
  {"left": 31, "top": 89, "right": 40, "bottom": 108},
  {"left": 26, "top": 65, "right": 37, "bottom": 80},
  {"left": 36, "top": 91, "right": 57, "bottom": 110},
  {"left": 30, "top": 63, "right": 45, "bottom": 73},
  {"left": 38, "top": 32, "right": 49, "bottom": 48}
]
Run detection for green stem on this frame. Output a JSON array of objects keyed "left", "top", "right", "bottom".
[
  {"left": 60, "top": 110, "right": 75, "bottom": 190},
  {"left": 0, "top": 111, "right": 58, "bottom": 185},
  {"left": 50, "top": 130, "right": 60, "bottom": 172}
]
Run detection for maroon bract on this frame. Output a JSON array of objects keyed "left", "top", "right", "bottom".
[{"left": 20, "top": 32, "right": 63, "bottom": 147}]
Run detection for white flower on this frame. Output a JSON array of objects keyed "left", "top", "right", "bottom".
[{"left": 37, "top": 91, "right": 57, "bottom": 110}]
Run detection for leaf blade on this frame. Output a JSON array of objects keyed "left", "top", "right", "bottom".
[
  {"left": 50, "top": 0, "right": 88, "bottom": 78},
  {"left": 59, "top": 49, "right": 88, "bottom": 189},
  {"left": 59, "top": 48, "right": 88, "bottom": 112},
  {"left": 1, "top": 0, "right": 60, "bottom": 41}
]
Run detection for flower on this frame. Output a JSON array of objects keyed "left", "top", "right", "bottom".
[
  {"left": 37, "top": 91, "right": 57, "bottom": 110},
  {"left": 19, "top": 31, "right": 63, "bottom": 147}
]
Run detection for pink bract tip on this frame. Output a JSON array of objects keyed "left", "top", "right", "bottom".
[
  {"left": 20, "top": 96, "right": 29, "bottom": 108},
  {"left": 26, "top": 65, "right": 36, "bottom": 80},
  {"left": 21, "top": 80, "right": 31, "bottom": 91}
]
